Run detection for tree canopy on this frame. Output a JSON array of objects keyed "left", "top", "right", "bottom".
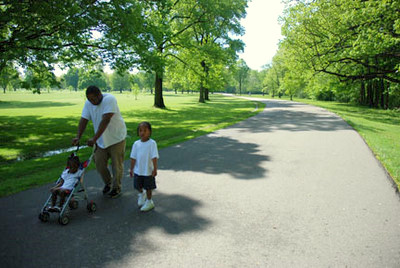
[{"left": 273, "top": 0, "right": 400, "bottom": 108}]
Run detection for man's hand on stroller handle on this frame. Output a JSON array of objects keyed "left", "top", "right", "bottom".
[
  {"left": 72, "top": 137, "right": 80, "bottom": 146},
  {"left": 72, "top": 137, "right": 97, "bottom": 147}
]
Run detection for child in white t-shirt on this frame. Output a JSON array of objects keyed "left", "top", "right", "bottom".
[
  {"left": 48, "top": 154, "right": 83, "bottom": 212},
  {"left": 129, "top": 122, "right": 159, "bottom": 212}
]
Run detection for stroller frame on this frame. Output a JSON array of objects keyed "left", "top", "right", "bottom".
[{"left": 38, "top": 146, "right": 97, "bottom": 225}]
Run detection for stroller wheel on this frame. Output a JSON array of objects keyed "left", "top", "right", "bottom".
[
  {"left": 87, "top": 201, "right": 97, "bottom": 213},
  {"left": 58, "top": 215, "right": 70, "bottom": 225},
  {"left": 69, "top": 200, "right": 79, "bottom": 210},
  {"left": 39, "top": 212, "right": 50, "bottom": 222}
]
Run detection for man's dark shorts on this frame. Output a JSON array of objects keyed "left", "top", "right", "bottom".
[{"left": 133, "top": 174, "right": 157, "bottom": 190}]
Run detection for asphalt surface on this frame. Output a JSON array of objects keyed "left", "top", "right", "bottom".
[{"left": 1, "top": 98, "right": 400, "bottom": 268}]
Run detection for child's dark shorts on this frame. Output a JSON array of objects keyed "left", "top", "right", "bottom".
[{"left": 133, "top": 174, "right": 157, "bottom": 190}]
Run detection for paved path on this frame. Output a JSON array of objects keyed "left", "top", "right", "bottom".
[{"left": 1, "top": 98, "right": 400, "bottom": 267}]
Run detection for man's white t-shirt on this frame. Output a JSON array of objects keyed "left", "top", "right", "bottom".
[
  {"left": 81, "top": 93, "right": 127, "bottom": 149},
  {"left": 60, "top": 168, "right": 84, "bottom": 190},
  {"left": 130, "top": 139, "right": 159, "bottom": 176}
]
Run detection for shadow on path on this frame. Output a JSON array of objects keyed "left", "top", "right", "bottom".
[
  {"left": 159, "top": 135, "right": 270, "bottom": 180},
  {"left": 0, "top": 180, "right": 209, "bottom": 268},
  {"left": 234, "top": 100, "right": 352, "bottom": 133}
]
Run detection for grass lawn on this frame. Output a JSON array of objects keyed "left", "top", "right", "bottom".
[
  {"left": 251, "top": 94, "right": 400, "bottom": 191},
  {"left": 0, "top": 91, "right": 264, "bottom": 197}
]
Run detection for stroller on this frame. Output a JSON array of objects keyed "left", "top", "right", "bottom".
[{"left": 38, "top": 145, "right": 97, "bottom": 225}]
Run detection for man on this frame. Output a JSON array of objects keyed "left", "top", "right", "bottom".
[{"left": 72, "top": 85, "right": 127, "bottom": 198}]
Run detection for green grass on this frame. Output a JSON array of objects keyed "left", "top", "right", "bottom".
[
  {"left": 251, "top": 94, "right": 400, "bottom": 191},
  {"left": 0, "top": 91, "right": 264, "bottom": 197}
]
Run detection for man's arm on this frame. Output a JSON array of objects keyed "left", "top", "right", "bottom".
[
  {"left": 72, "top": 117, "right": 89, "bottom": 145},
  {"left": 87, "top": 113, "right": 114, "bottom": 146}
]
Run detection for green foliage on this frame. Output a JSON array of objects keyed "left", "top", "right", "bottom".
[
  {"left": 78, "top": 69, "right": 107, "bottom": 90},
  {"left": 277, "top": 0, "right": 400, "bottom": 108},
  {"left": 233, "top": 59, "right": 249, "bottom": 95},
  {"left": 1, "top": 0, "right": 249, "bottom": 107},
  {"left": 22, "top": 64, "right": 59, "bottom": 94},
  {"left": 0, "top": 63, "right": 19, "bottom": 93},
  {"left": 111, "top": 71, "right": 130, "bottom": 92},
  {"left": 63, "top": 68, "right": 79, "bottom": 91}
]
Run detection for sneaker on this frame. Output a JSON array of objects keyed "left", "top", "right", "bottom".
[
  {"left": 137, "top": 191, "right": 146, "bottom": 207},
  {"left": 53, "top": 206, "right": 61, "bottom": 212},
  {"left": 108, "top": 189, "right": 121, "bottom": 198},
  {"left": 102, "top": 184, "right": 111, "bottom": 195},
  {"left": 140, "top": 199, "right": 154, "bottom": 212}
]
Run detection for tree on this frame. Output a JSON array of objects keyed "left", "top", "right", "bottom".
[
  {"left": 281, "top": 0, "right": 400, "bottom": 107},
  {"left": 0, "top": 63, "right": 19, "bottom": 93},
  {"left": 78, "top": 69, "right": 107, "bottom": 90},
  {"left": 173, "top": 0, "right": 247, "bottom": 102},
  {"left": 63, "top": 68, "right": 79, "bottom": 91},
  {"left": 22, "top": 64, "right": 59, "bottom": 94},
  {"left": 1, "top": 0, "right": 146, "bottom": 91},
  {"left": 111, "top": 71, "right": 130, "bottom": 93},
  {"left": 234, "top": 59, "right": 249, "bottom": 95},
  {"left": 0, "top": 0, "right": 104, "bottom": 75}
]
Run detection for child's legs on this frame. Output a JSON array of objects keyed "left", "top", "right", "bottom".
[
  {"left": 143, "top": 176, "right": 156, "bottom": 199},
  {"left": 51, "top": 188, "right": 60, "bottom": 206},
  {"left": 95, "top": 147, "right": 112, "bottom": 186},
  {"left": 146, "top": 189, "right": 152, "bottom": 200},
  {"left": 58, "top": 189, "right": 70, "bottom": 207},
  {"left": 109, "top": 140, "right": 126, "bottom": 191},
  {"left": 133, "top": 174, "right": 144, "bottom": 193}
]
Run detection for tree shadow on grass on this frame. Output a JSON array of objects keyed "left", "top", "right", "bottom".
[
  {"left": 0, "top": 100, "right": 75, "bottom": 109},
  {"left": 0, "top": 115, "right": 90, "bottom": 163},
  {"left": 159, "top": 135, "right": 270, "bottom": 180},
  {"left": 0, "top": 181, "right": 209, "bottom": 268}
]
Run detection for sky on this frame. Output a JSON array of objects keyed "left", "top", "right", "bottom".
[{"left": 238, "top": 0, "right": 285, "bottom": 70}]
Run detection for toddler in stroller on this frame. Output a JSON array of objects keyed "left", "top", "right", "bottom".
[
  {"left": 39, "top": 150, "right": 97, "bottom": 225},
  {"left": 48, "top": 154, "right": 82, "bottom": 212}
]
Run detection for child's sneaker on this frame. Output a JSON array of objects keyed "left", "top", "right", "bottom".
[
  {"left": 137, "top": 191, "right": 146, "bottom": 207},
  {"left": 53, "top": 206, "right": 61, "bottom": 212},
  {"left": 140, "top": 199, "right": 154, "bottom": 212},
  {"left": 47, "top": 206, "right": 55, "bottom": 212}
]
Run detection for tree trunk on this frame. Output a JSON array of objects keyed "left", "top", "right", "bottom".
[
  {"left": 154, "top": 72, "right": 165, "bottom": 108},
  {"left": 205, "top": 88, "right": 209, "bottom": 101},
  {"left": 199, "top": 81, "right": 205, "bottom": 103},
  {"left": 360, "top": 81, "right": 365, "bottom": 105},
  {"left": 367, "top": 81, "right": 373, "bottom": 107},
  {"left": 380, "top": 79, "right": 385, "bottom": 109},
  {"left": 385, "top": 81, "right": 389, "bottom": 109}
]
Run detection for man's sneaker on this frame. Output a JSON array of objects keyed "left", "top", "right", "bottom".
[
  {"left": 102, "top": 184, "right": 111, "bottom": 195},
  {"left": 140, "top": 199, "right": 154, "bottom": 212},
  {"left": 108, "top": 189, "right": 121, "bottom": 198},
  {"left": 137, "top": 191, "right": 146, "bottom": 207}
]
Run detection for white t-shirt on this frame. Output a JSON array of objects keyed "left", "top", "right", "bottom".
[
  {"left": 130, "top": 139, "right": 159, "bottom": 176},
  {"left": 60, "top": 168, "right": 84, "bottom": 190},
  {"left": 81, "top": 93, "right": 127, "bottom": 149}
]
